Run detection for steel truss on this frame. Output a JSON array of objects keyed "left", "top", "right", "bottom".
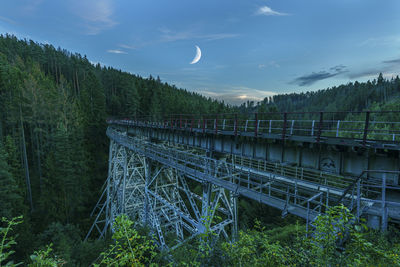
[{"left": 86, "top": 132, "right": 237, "bottom": 249}]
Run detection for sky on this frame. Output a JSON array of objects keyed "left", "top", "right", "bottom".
[{"left": 0, "top": 0, "right": 399, "bottom": 105}]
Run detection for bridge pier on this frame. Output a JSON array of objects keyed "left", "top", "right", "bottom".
[{"left": 86, "top": 130, "right": 238, "bottom": 248}]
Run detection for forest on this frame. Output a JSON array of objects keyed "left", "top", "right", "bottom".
[{"left": 1, "top": 34, "right": 400, "bottom": 266}]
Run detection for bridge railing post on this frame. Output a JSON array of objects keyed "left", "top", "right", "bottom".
[
  {"left": 215, "top": 114, "right": 218, "bottom": 135},
  {"left": 363, "top": 111, "right": 370, "bottom": 146},
  {"left": 316, "top": 112, "right": 323, "bottom": 143},
  {"left": 234, "top": 114, "right": 238, "bottom": 136},
  {"left": 282, "top": 112, "right": 287, "bottom": 141},
  {"left": 255, "top": 112, "right": 258, "bottom": 137}
]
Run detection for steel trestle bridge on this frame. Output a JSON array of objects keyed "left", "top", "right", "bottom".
[{"left": 86, "top": 111, "right": 400, "bottom": 249}]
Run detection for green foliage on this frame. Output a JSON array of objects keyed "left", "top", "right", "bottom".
[
  {"left": 28, "top": 244, "right": 65, "bottom": 267},
  {"left": 95, "top": 215, "right": 156, "bottom": 266},
  {"left": 0, "top": 216, "right": 23, "bottom": 266},
  {"left": 310, "top": 205, "right": 400, "bottom": 266},
  {"left": 251, "top": 73, "right": 400, "bottom": 114},
  {"left": 221, "top": 220, "right": 306, "bottom": 266},
  {"left": 0, "top": 142, "right": 24, "bottom": 220}
]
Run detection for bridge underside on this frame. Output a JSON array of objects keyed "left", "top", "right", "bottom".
[{"left": 118, "top": 124, "right": 400, "bottom": 185}]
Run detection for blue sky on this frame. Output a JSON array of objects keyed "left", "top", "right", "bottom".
[{"left": 0, "top": 0, "right": 399, "bottom": 105}]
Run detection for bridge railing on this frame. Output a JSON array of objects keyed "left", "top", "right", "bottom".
[{"left": 107, "top": 110, "right": 400, "bottom": 143}]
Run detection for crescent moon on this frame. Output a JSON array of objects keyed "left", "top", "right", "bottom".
[{"left": 190, "top": 45, "right": 201, "bottom": 64}]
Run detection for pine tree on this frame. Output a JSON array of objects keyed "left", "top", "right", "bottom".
[{"left": 0, "top": 141, "right": 23, "bottom": 219}]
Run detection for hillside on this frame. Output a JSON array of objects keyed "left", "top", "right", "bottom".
[{"left": 248, "top": 73, "right": 400, "bottom": 114}]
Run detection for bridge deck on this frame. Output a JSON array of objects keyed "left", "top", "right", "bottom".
[{"left": 109, "top": 110, "right": 400, "bottom": 150}]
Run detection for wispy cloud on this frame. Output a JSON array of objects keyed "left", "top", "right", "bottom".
[
  {"left": 159, "top": 27, "right": 239, "bottom": 42},
  {"left": 256, "top": 6, "right": 288, "bottom": 16},
  {"left": 22, "top": 0, "right": 44, "bottom": 15},
  {"left": 70, "top": 0, "right": 117, "bottom": 35},
  {"left": 359, "top": 35, "right": 400, "bottom": 47},
  {"left": 291, "top": 65, "right": 347, "bottom": 86},
  {"left": 383, "top": 58, "right": 400, "bottom": 65},
  {"left": 118, "top": 44, "right": 137, "bottom": 50},
  {"left": 107, "top": 49, "right": 127, "bottom": 54},
  {"left": 348, "top": 58, "right": 400, "bottom": 79},
  {"left": 258, "top": 61, "right": 280, "bottom": 69},
  {"left": 0, "top": 15, "right": 16, "bottom": 24},
  {"left": 199, "top": 86, "right": 277, "bottom": 105}
]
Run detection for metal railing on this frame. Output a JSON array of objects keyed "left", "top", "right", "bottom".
[{"left": 107, "top": 110, "right": 400, "bottom": 144}]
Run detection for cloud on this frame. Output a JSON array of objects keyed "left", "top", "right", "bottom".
[
  {"left": 359, "top": 35, "right": 400, "bottom": 47},
  {"left": 21, "top": 0, "right": 44, "bottom": 15},
  {"left": 348, "top": 69, "right": 380, "bottom": 79},
  {"left": 202, "top": 33, "right": 240, "bottom": 41},
  {"left": 291, "top": 65, "right": 348, "bottom": 86},
  {"left": 258, "top": 61, "right": 280, "bottom": 69},
  {"left": 199, "top": 86, "right": 277, "bottom": 105},
  {"left": 329, "top": 64, "right": 346, "bottom": 72},
  {"left": 118, "top": 44, "right": 137, "bottom": 50},
  {"left": 0, "top": 16, "right": 16, "bottom": 24},
  {"left": 70, "top": 0, "right": 117, "bottom": 35},
  {"left": 256, "top": 6, "right": 288, "bottom": 16},
  {"left": 159, "top": 27, "right": 239, "bottom": 42},
  {"left": 107, "top": 49, "right": 127, "bottom": 54},
  {"left": 383, "top": 58, "right": 400, "bottom": 65},
  {"left": 348, "top": 57, "right": 400, "bottom": 79}
]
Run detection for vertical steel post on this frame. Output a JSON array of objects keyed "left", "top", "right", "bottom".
[
  {"left": 336, "top": 120, "right": 340, "bottom": 137},
  {"left": 363, "top": 111, "right": 370, "bottom": 146},
  {"left": 234, "top": 114, "right": 238, "bottom": 136},
  {"left": 144, "top": 158, "right": 151, "bottom": 224},
  {"left": 381, "top": 173, "right": 387, "bottom": 231},
  {"left": 122, "top": 148, "right": 127, "bottom": 214},
  {"left": 201, "top": 182, "right": 212, "bottom": 233},
  {"left": 282, "top": 112, "right": 287, "bottom": 141},
  {"left": 215, "top": 114, "right": 218, "bottom": 135},
  {"left": 255, "top": 112, "right": 258, "bottom": 137},
  {"left": 357, "top": 179, "right": 361, "bottom": 219},
  {"left": 316, "top": 112, "right": 323, "bottom": 143},
  {"left": 105, "top": 140, "right": 114, "bottom": 233},
  {"left": 232, "top": 194, "right": 238, "bottom": 242}
]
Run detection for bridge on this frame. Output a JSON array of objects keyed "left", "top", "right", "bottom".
[{"left": 86, "top": 111, "right": 400, "bottom": 249}]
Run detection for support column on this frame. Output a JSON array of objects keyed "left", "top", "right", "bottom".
[
  {"left": 144, "top": 158, "right": 151, "bottom": 224},
  {"left": 105, "top": 140, "right": 114, "bottom": 233},
  {"left": 122, "top": 147, "right": 127, "bottom": 214},
  {"left": 231, "top": 194, "right": 238, "bottom": 242},
  {"left": 297, "top": 146, "right": 303, "bottom": 167},
  {"left": 381, "top": 173, "right": 388, "bottom": 231},
  {"left": 201, "top": 182, "right": 212, "bottom": 233}
]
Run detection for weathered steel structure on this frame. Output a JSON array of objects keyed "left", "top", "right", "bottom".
[{"left": 86, "top": 111, "right": 400, "bottom": 248}]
